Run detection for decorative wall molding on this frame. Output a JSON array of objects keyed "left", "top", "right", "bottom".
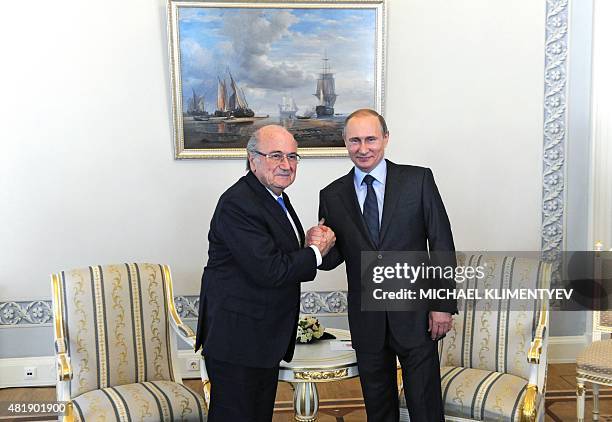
[
  {"left": 301, "top": 291, "right": 347, "bottom": 314},
  {"left": 0, "top": 291, "right": 349, "bottom": 326},
  {"left": 0, "top": 301, "right": 52, "bottom": 326},
  {"left": 174, "top": 295, "right": 199, "bottom": 319},
  {"left": 541, "top": 0, "right": 569, "bottom": 277}
]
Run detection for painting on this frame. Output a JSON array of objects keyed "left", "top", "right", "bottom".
[{"left": 167, "top": 0, "right": 387, "bottom": 159}]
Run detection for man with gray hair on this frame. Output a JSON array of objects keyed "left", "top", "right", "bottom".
[{"left": 195, "top": 125, "right": 336, "bottom": 422}]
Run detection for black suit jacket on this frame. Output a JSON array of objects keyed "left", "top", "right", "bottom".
[
  {"left": 195, "top": 171, "right": 317, "bottom": 368},
  {"left": 319, "top": 160, "right": 457, "bottom": 352}
]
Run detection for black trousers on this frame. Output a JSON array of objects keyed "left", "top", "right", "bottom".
[
  {"left": 205, "top": 356, "right": 280, "bottom": 422},
  {"left": 355, "top": 315, "right": 445, "bottom": 422}
]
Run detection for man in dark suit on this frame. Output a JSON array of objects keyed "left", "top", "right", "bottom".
[
  {"left": 308, "top": 109, "right": 456, "bottom": 421},
  {"left": 195, "top": 125, "right": 336, "bottom": 422}
]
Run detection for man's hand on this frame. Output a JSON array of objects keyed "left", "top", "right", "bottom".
[
  {"left": 306, "top": 219, "right": 336, "bottom": 257},
  {"left": 428, "top": 311, "right": 452, "bottom": 340}
]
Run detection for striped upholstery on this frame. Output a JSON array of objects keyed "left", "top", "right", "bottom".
[
  {"left": 57, "top": 263, "right": 176, "bottom": 397},
  {"left": 72, "top": 380, "right": 206, "bottom": 422},
  {"left": 440, "top": 255, "right": 546, "bottom": 380},
  {"left": 439, "top": 366, "right": 529, "bottom": 421},
  {"left": 397, "top": 255, "right": 550, "bottom": 421},
  {"left": 399, "top": 366, "right": 531, "bottom": 422}
]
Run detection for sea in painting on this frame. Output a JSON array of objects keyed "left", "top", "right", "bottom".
[{"left": 183, "top": 114, "right": 345, "bottom": 149}]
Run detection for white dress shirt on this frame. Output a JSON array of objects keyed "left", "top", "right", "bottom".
[
  {"left": 353, "top": 159, "right": 387, "bottom": 224},
  {"left": 266, "top": 188, "right": 323, "bottom": 266}
]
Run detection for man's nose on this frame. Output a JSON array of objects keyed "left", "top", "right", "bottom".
[
  {"left": 278, "top": 155, "right": 291, "bottom": 169},
  {"left": 357, "top": 141, "right": 369, "bottom": 155}
]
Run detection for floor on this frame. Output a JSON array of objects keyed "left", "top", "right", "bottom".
[
  {"left": 0, "top": 364, "right": 610, "bottom": 421},
  {"left": 545, "top": 363, "right": 612, "bottom": 422}
]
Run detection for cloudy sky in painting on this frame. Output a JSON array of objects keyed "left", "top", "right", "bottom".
[{"left": 178, "top": 7, "right": 376, "bottom": 115}]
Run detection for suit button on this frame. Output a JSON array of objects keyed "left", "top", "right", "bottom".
[{"left": 378, "top": 254, "right": 383, "bottom": 259}]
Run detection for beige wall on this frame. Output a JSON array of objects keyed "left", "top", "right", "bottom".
[{"left": 0, "top": 0, "right": 545, "bottom": 300}]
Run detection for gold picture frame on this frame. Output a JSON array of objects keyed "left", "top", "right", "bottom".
[{"left": 167, "top": 0, "right": 387, "bottom": 159}]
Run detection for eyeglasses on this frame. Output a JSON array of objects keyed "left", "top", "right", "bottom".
[{"left": 252, "top": 150, "right": 301, "bottom": 163}]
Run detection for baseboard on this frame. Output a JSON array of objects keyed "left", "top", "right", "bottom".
[
  {"left": 0, "top": 350, "right": 204, "bottom": 388},
  {"left": 548, "top": 335, "right": 587, "bottom": 363},
  {"left": 0, "top": 356, "right": 56, "bottom": 388}
]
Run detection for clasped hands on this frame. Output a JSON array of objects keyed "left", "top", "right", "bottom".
[{"left": 306, "top": 219, "right": 336, "bottom": 257}]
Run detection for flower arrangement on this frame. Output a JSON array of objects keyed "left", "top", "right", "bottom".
[{"left": 296, "top": 316, "right": 326, "bottom": 344}]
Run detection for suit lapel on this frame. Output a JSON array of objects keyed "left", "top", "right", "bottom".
[
  {"left": 244, "top": 172, "right": 299, "bottom": 247},
  {"left": 337, "top": 169, "right": 377, "bottom": 250},
  {"left": 379, "top": 160, "right": 402, "bottom": 245}
]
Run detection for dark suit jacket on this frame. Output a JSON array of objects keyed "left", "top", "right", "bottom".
[
  {"left": 319, "top": 160, "right": 457, "bottom": 352},
  {"left": 195, "top": 171, "right": 317, "bottom": 368}
]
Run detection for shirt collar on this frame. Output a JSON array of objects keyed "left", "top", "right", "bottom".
[
  {"left": 265, "top": 186, "right": 282, "bottom": 200},
  {"left": 354, "top": 159, "right": 387, "bottom": 186}
]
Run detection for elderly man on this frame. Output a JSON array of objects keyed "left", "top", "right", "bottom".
[
  {"left": 195, "top": 125, "right": 335, "bottom": 422},
  {"left": 309, "top": 109, "right": 456, "bottom": 421}
]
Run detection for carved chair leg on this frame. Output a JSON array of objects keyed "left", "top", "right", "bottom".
[
  {"left": 576, "top": 380, "right": 586, "bottom": 422},
  {"left": 592, "top": 382, "right": 600, "bottom": 421}
]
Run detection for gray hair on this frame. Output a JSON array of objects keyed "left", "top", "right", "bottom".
[{"left": 245, "top": 131, "right": 260, "bottom": 170}]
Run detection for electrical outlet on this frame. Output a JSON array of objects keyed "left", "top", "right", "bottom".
[
  {"left": 186, "top": 358, "right": 200, "bottom": 371},
  {"left": 24, "top": 366, "right": 37, "bottom": 380}
]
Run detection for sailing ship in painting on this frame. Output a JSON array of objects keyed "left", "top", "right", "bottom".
[
  {"left": 187, "top": 88, "right": 209, "bottom": 120},
  {"left": 214, "top": 71, "right": 255, "bottom": 118},
  {"left": 182, "top": 54, "right": 344, "bottom": 149},
  {"left": 278, "top": 96, "right": 298, "bottom": 119},
  {"left": 313, "top": 55, "right": 337, "bottom": 118}
]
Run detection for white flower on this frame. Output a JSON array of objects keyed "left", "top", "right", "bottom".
[{"left": 296, "top": 316, "right": 326, "bottom": 342}]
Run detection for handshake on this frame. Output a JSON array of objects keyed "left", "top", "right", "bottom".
[{"left": 306, "top": 219, "right": 336, "bottom": 257}]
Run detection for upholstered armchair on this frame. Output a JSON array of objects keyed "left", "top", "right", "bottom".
[
  {"left": 51, "top": 263, "right": 209, "bottom": 421},
  {"left": 576, "top": 248, "right": 612, "bottom": 422},
  {"left": 400, "top": 254, "right": 551, "bottom": 422}
]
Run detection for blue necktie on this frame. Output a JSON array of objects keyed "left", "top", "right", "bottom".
[
  {"left": 362, "top": 174, "right": 379, "bottom": 247},
  {"left": 277, "top": 196, "right": 288, "bottom": 213}
]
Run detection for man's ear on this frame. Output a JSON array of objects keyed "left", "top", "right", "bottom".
[{"left": 382, "top": 132, "right": 390, "bottom": 147}]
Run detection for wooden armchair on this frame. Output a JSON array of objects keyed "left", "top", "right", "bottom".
[
  {"left": 431, "top": 254, "right": 550, "bottom": 422},
  {"left": 51, "top": 263, "right": 209, "bottom": 421},
  {"left": 576, "top": 247, "right": 612, "bottom": 422}
]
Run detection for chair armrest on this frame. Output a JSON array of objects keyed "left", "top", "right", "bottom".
[
  {"left": 162, "top": 265, "right": 197, "bottom": 349},
  {"left": 520, "top": 384, "right": 538, "bottom": 422},
  {"left": 171, "top": 317, "right": 196, "bottom": 349},
  {"left": 57, "top": 353, "right": 73, "bottom": 382},
  {"left": 527, "top": 298, "right": 548, "bottom": 364},
  {"left": 527, "top": 322, "right": 546, "bottom": 364},
  {"left": 56, "top": 353, "right": 73, "bottom": 417},
  {"left": 52, "top": 274, "right": 73, "bottom": 383}
]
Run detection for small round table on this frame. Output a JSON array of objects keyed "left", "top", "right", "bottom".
[{"left": 279, "top": 328, "right": 359, "bottom": 422}]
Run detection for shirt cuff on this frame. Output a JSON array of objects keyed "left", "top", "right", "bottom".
[{"left": 309, "top": 245, "right": 323, "bottom": 267}]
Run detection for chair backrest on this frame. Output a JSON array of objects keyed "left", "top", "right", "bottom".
[
  {"left": 593, "top": 250, "right": 612, "bottom": 339},
  {"left": 52, "top": 263, "right": 176, "bottom": 398},
  {"left": 440, "top": 254, "right": 550, "bottom": 380}
]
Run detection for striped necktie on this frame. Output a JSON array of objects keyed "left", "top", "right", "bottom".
[
  {"left": 277, "top": 196, "right": 288, "bottom": 213},
  {"left": 362, "top": 174, "right": 379, "bottom": 247}
]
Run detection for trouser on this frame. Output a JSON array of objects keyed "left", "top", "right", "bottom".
[
  {"left": 205, "top": 356, "right": 280, "bottom": 422},
  {"left": 355, "top": 314, "right": 444, "bottom": 422}
]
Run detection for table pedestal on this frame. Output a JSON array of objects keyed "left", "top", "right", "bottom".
[
  {"left": 279, "top": 329, "right": 357, "bottom": 422},
  {"left": 293, "top": 381, "right": 319, "bottom": 422}
]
